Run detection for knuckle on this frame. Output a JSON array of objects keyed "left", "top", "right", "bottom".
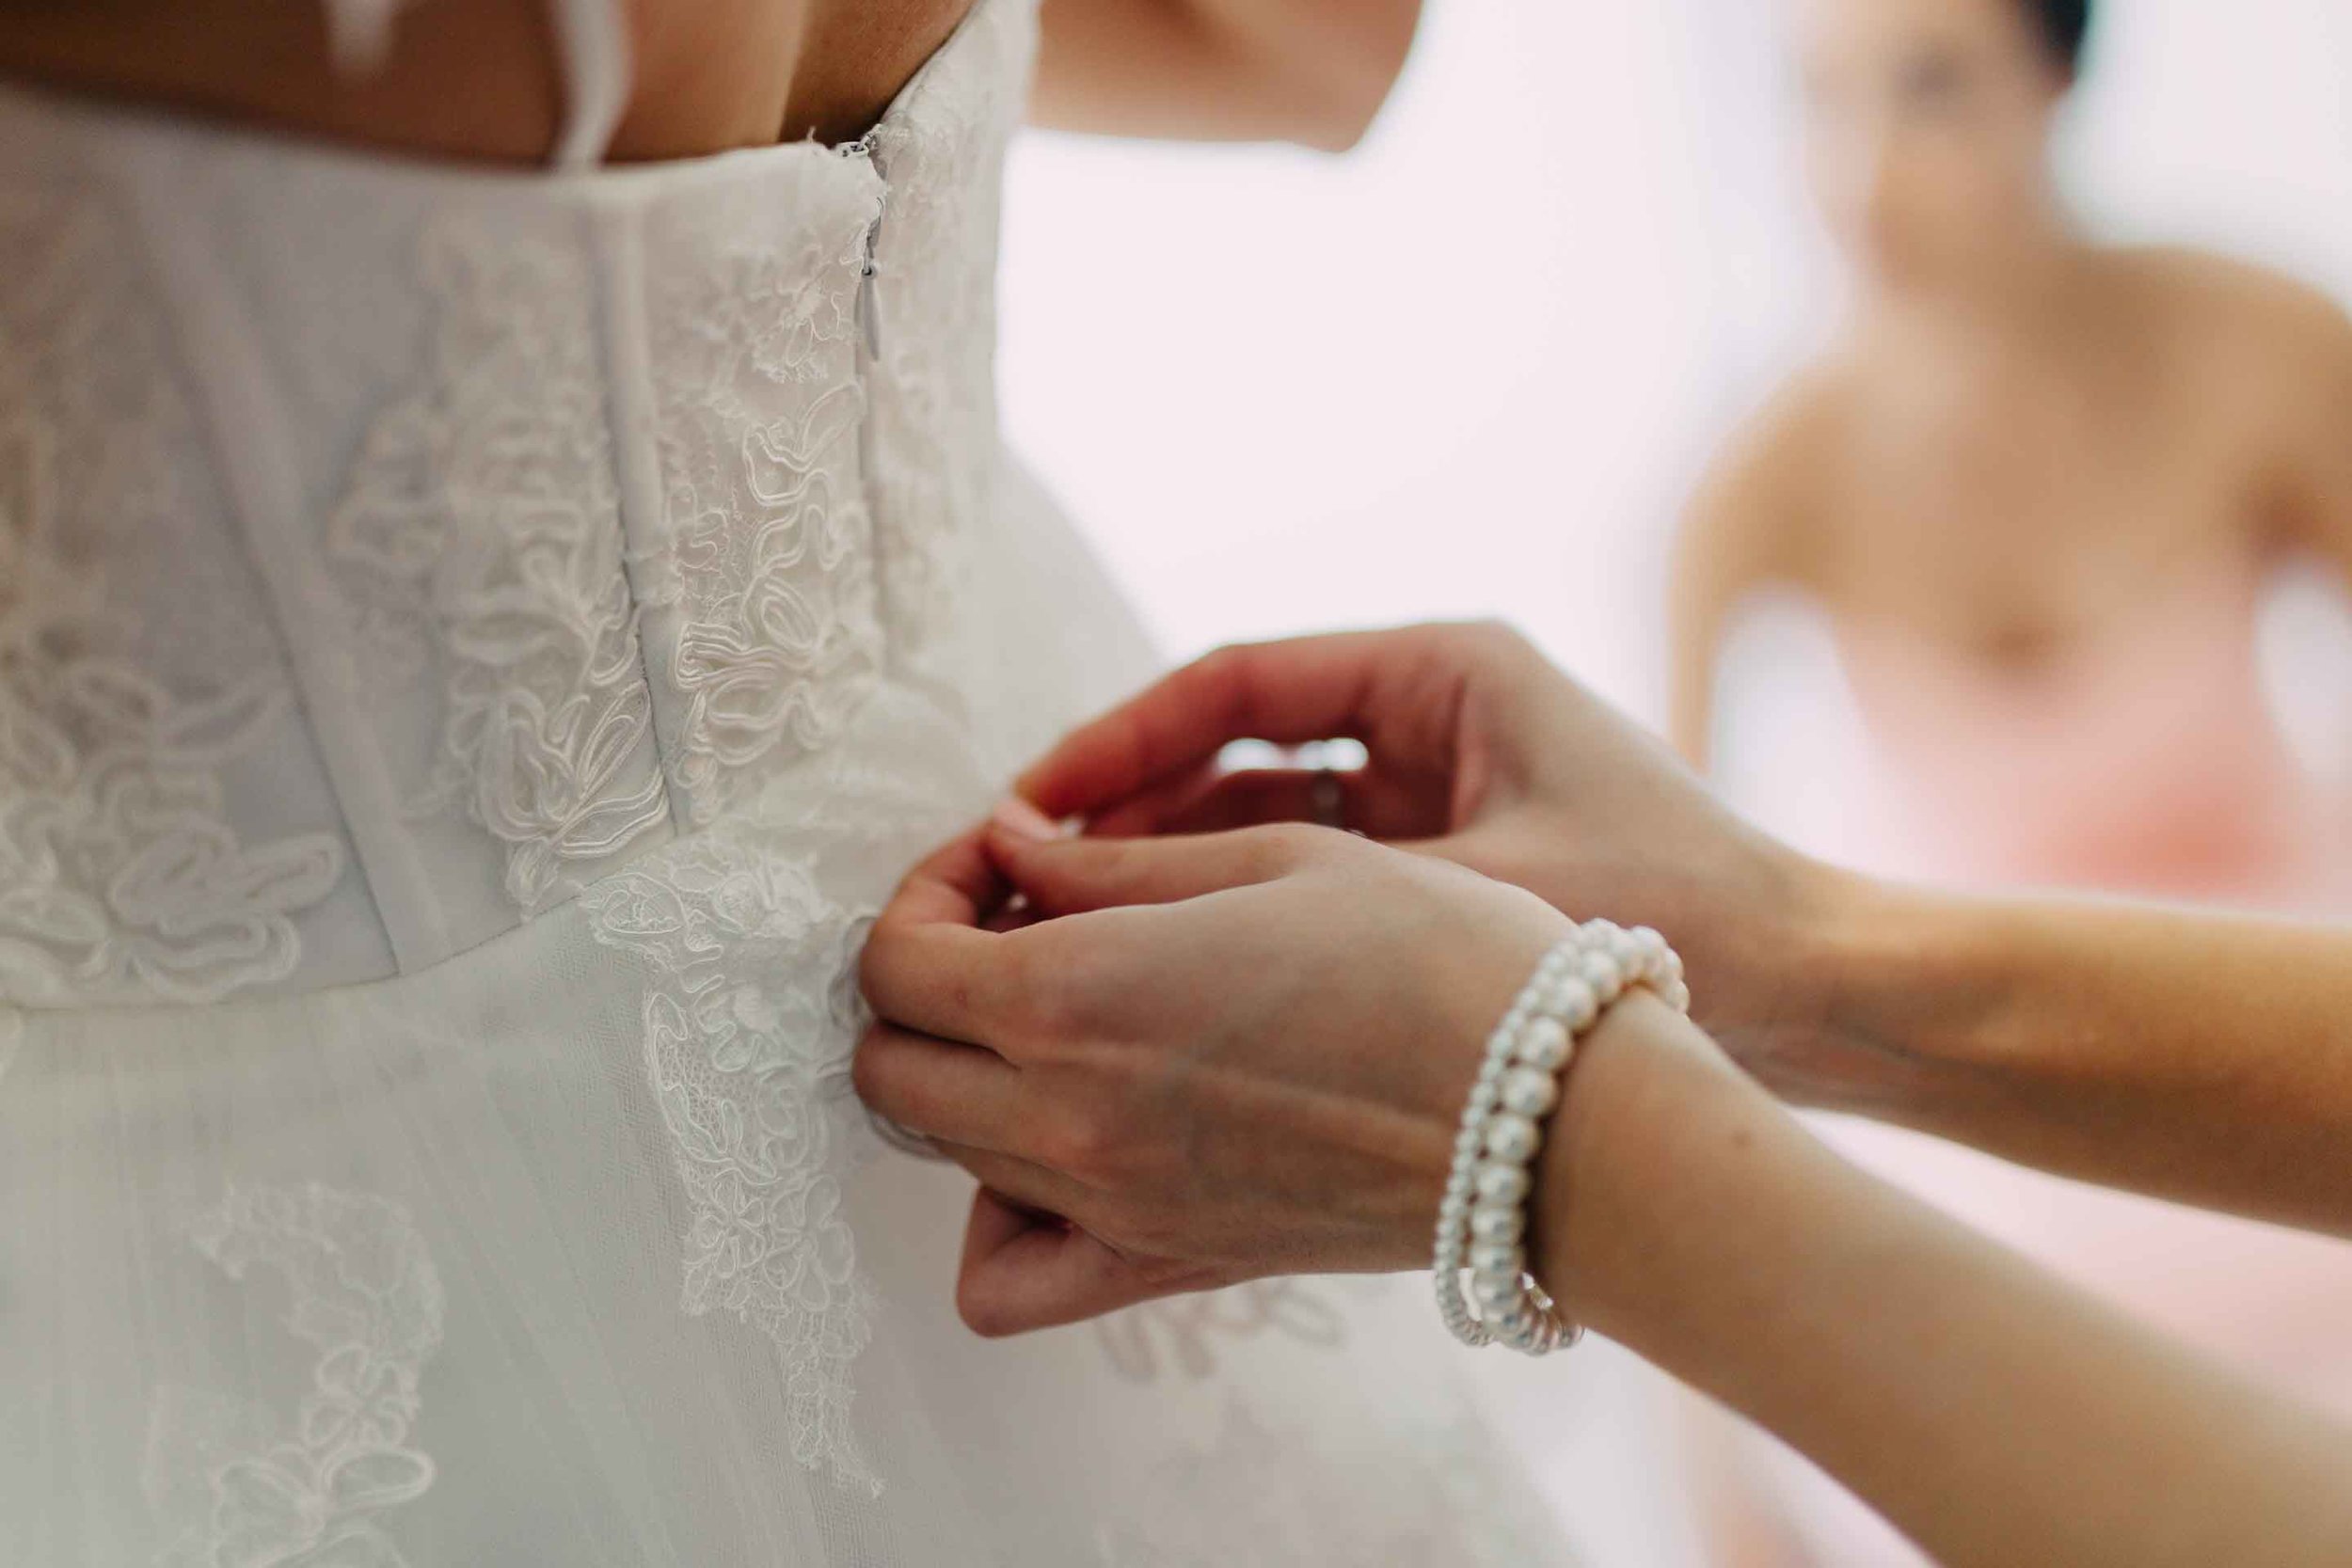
[
  {"left": 1191, "top": 641, "right": 1251, "bottom": 681},
  {"left": 1041, "top": 1106, "right": 1109, "bottom": 1179},
  {"left": 1040, "top": 1094, "right": 1128, "bottom": 1182},
  {"left": 1185, "top": 643, "right": 1260, "bottom": 721}
]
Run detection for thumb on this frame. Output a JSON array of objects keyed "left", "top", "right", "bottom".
[
  {"left": 985, "top": 800, "right": 1319, "bottom": 917},
  {"left": 954, "top": 1189, "right": 1169, "bottom": 1337}
]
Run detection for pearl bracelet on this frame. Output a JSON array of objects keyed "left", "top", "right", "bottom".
[{"left": 1432, "top": 919, "right": 1689, "bottom": 1354}]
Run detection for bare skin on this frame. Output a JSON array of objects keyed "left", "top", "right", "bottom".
[
  {"left": 855, "top": 622, "right": 2352, "bottom": 1565},
  {"left": 0, "top": 0, "right": 1421, "bottom": 162},
  {"left": 1668, "top": 0, "right": 2352, "bottom": 770}
]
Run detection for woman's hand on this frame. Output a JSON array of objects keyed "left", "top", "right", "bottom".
[
  {"left": 855, "top": 814, "right": 1573, "bottom": 1336},
  {"left": 1014, "top": 623, "right": 1849, "bottom": 1096}
]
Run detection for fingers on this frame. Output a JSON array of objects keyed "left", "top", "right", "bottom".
[
  {"left": 1015, "top": 632, "right": 1418, "bottom": 820},
  {"left": 851, "top": 1024, "right": 1027, "bottom": 1151},
  {"left": 1087, "top": 766, "right": 1448, "bottom": 842},
  {"left": 874, "top": 825, "right": 1006, "bottom": 930},
  {"left": 862, "top": 830, "right": 1025, "bottom": 1044},
  {"left": 984, "top": 819, "right": 1331, "bottom": 918},
  {"left": 931, "top": 1141, "right": 1098, "bottom": 1227},
  {"left": 954, "top": 1189, "right": 1168, "bottom": 1337}
]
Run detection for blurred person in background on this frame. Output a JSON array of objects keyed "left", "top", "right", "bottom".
[
  {"left": 1666, "top": 0, "right": 2352, "bottom": 1560},
  {"left": 1670, "top": 0, "right": 2352, "bottom": 903}
]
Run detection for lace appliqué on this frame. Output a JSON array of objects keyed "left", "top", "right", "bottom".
[
  {"left": 859, "top": 0, "right": 1029, "bottom": 675},
  {"left": 329, "top": 218, "right": 666, "bottom": 912},
  {"left": 0, "top": 194, "right": 343, "bottom": 1006},
  {"left": 582, "top": 834, "right": 881, "bottom": 1493},
  {"left": 642, "top": 217, "right": 883, "bottom": 826},
  {"left": 146, "top": 1183, "right": 446, "bottom": 1568}
]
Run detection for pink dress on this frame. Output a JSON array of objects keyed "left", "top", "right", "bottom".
[
  {"left": 1840, "top": 563, "right": 2346, "bottom": 908},
  {"left": 1716, "top": 570, "right": 2352, "bottom": 1563}
]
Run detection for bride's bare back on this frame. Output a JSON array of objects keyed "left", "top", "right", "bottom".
[
  {"left": 0, "top": 0, "right": 994, "bottom": 159},
  {"left": 0, "top": 0, "right": 1422, "bottom": 162}
]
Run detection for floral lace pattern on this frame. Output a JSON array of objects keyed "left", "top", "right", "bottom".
[
  {"left": 0, "top": 174, "right": 345, "bottom": 1007},
  {"left": 862, "top": 0, "right": 1028, "bottom": 679},
  {"left": 145, "top": 1183, "right": 446, "bottom": 1568},
  {"left": 328, "top": 216, "right": 667, "bottom": 913},
  {"left": 641, "top": 201, "right": 884, "bottom": 826},
  {"left": 582, "top": 833, "right": 882, "bottom": 1493}
]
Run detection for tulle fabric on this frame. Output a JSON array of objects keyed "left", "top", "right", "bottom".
[
  {"left": 0, "top": 0, "right": 1585, "bottom": 1557},
  {"left": 0, "top": 477, "right": 1574, "bottom": 1566}
]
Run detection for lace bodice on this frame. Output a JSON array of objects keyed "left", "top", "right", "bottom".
[{"left": 0, "top": 0, "right": 1027, "bottom": 1006}]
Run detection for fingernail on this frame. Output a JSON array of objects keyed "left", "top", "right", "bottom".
[{"left": 990, "top": 796, "right": 1059, "bottom": 843}]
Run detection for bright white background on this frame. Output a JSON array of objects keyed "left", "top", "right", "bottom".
[{"left": 995, "top": 3, "right": 2352, "bottom": 1556}]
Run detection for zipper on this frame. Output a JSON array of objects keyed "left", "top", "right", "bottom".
[{"left": 839, "top": 136, "right": 886, "bottom": 360}]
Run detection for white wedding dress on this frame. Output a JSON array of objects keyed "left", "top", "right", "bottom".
[{"left": 0, "top": 2, "right": 1578, "bottom": 1561}]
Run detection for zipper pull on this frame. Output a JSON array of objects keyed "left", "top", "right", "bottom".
[
  {"left": 856, "top": 212, "right": 883, "bottom": 361},
  {"left": 841, "top": 137, "right": 886, "bottom": 361}
]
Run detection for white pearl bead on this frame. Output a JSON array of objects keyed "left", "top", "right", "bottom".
[
  {"left": 1487, "top": 1303, "right": 1531, "bottom": 1338},
  {"left": 1547, "top": 977, "right": 1598, "bottom": 1032},
  {"left": 1578, "top": 950, "right": 1623, "bottom": 995},
  {"left": 1470, "top": 1270, "right": 1522, "bottom": 1312},
  {"left": 1469, "top": 1204, "right": 1524, "bottom": 1245},
  {"left": 1483, "top": 1112, "right": 1540, "bottom": 1164},
  {"left": 1499, "top": 1066, "right": 1560, "bottom": 1118},
  {"left": 1516, "top": 1016, "right": 1569, "bottom": 1070},
  {"left": 1662, "top": 978, "right": 1692, "bottom": 1014},
  {"left": 1473, "top": 1161, "right": 1531, "bottom": 1208},
  {"left": 1468, "top": 1241, "right": 1521, "bottom": 1276}
]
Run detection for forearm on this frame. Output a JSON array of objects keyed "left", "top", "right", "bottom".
[
  {"left": 1030, "top": 0, "right": 1417, "bottom": 150},
  {"left": 1543, "top": 998, "right": 2352, "bottom": 1567},
  {"left": 1775, "top": 879, "right": 2352, "bottom": 1235}
]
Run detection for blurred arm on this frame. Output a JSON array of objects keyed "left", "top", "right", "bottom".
[
  {"left": 2277, "top": 283, "right": 2352, "bottom": 584},
  {"left": 1667, "top": 380, "right": 1834, "bottom": 768},
  {"left": 1030, "top": 0, "right": 1421, "bottom": 151},
  {"left": 1776, "top": 875, "right": 2352, "bottom": 1240},
  {"left": 1552, "top": 995, "right": 2352, "bottom": 1568}
]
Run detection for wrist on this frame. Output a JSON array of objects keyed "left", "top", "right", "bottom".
[
  {"left": 1527, "top": 990, "right": 1762, "bottom": 1338},
  {"left": 1758, "top": 869, "right": 2021, "bottom": 1125}
]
